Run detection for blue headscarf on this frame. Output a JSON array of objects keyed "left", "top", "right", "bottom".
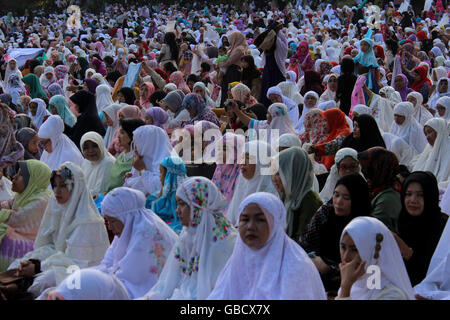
[
  {"left": 182, "top": 93, "right": 207, "bottom": 116},
  {"left": 146, "top": 156, "right": 187, "bottom": 234},
  {"left": 48, "top": 95, "right": 77, "bottom": 128},
  {"left": 353, "top": 39, "right": 379, "bottom": 68}
]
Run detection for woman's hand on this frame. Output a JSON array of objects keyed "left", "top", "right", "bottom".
[
  {"left": 16, "top": 260, "right": 36, "bottom": 278},
  {"left": 123, "top": 172, "right": 133, "bottom": 182},
  {"left": 132, "top": 151, "right": 146, "bottom": 172},
  {"left": 338, "top": 258, "right": 366, "bottom": 298}
]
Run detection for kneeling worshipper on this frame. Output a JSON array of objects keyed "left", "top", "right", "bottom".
[
  {"left": 0, "top": 160, "right": 51, "bottom": 271},
  {"left": 335, "top": 217, "right": 415, "bottom": 300},
  {"left": 208, "top": 192, "right": 326, "bottom": 300},
  {"left": 413, "top": 118, "right": 450, "bottom": 189},
  {"left": 226, "top": 140, "right": 277, "bottom": 226},
  {"left": 102, "top": 103, "right": 123, "bottom": 150},
  {"left": 295, "top": 91, "right": 320, "bottom": 134},
  {"left": 8, "top": 162, "right": 110, "bottom": 299},
  {"left": 28, "top": 98, "right": 51, "bottom": 130},
  {"left": 42, "top": 269, "right": 129, "bottom": 300},
  {"left": 146, "top": 156, "right": 187, "bottom": 233},
  {"left": 364, "top": 86, "right": 398, "bottom": 133},
  {"left": 48, "top": 95, "right": 77, "bottom": 135},
  {"left": 406, "top": 92, "right": 433, "bottom": 126},
  {"left": 123, "top": 125, "right": 174, "bottom": 196},
  {"left": 435, "top": 96, "right": 450, "bottom": 121},
  {"left": 276, "top": 133, "right": 302, "bottom": 152},
  {"left": 139, "top": 177, "right": 237, "bottom": 300},
  {"left": 80, "top": 132, "right": 116, "bottom": 197},
  {"left": 271, "top": 147, "right": 323, "bottom": 241},
  {"left": 80, "top": 187, "right": 178, "bottom": 299},
  {"left": 340, "top": 114, "right": 386, "bottom": 153},
  {"left": 266, "top": 86, "right": 300, "bottom": 127},
  {"left": 381, "top": 132, "right": 416, "bottom": 171},
  {"left": 182, "top": 93, "right": 220, "bottom": 127},
  {"left": 37, "top": 115, "right": 83, "bottom": 170}
]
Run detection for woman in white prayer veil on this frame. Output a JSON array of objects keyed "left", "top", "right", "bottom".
[
  {"left": 139, "top": 176, "right": 237, "bottom": 300},
  {"left": 89, "top": 187, "right": 178, "bottom": 299},
  {"left": 38, "top": 115, "right": 84, "bottom": 170},
  {"left": 28, "top": 98, "right": 51, "bottom": 130},
  {"left": 381, "top": 132, "right": 416, "bottom": 170},
  {"left": 390, "top": 102, "right": 427, "bottom": 154},
  {"left": 366, "top": 86, "right": 398, "bottom": 133},
  {"left": 335, "top": 217, "right": 415, "bottom": 300},
  {"left": 295, "top": 91, "right": 319, "bottom": 134},
  {"left": 319, "top": 73, "right": 338, "bottom": 104},
  {"left": 3, "top": 58, "right": 22, "bottom": 92},
  {"left": 95, "top": 84, "right": 114, "bottom": 113},
  {"left": 9, "top": 162, "right": 110, "bottom": 298},
  {"left": 226, "top": 140, "right": 278, "bottom": 226},
  {"left": 276, "top": 133, "right": 302, "bottom": 152},
  {"left": 208, "top": 192, "right": 326, "bottom": 300},
  {"left": 80, "top": 131, "right": 115, "bottom": 197},
  {"left": 102, "top": 103, "right": 123, "bottom": 150},
  {"left": 277, "top": 81, "right": 304, "bottom": 106},
  {"left": 123, "top": 125, "right": 174, "bottom": 196},
  {"left": 406, "top": 91, "right": 433, "bottom": 126},
  {"left": 413, "top": 118, "right": 450, "bottom": 189},
  {"left": 92, "top": 73, "right": 108, "bottom": 87}
]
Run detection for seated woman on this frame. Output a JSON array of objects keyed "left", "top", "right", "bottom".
[
  {"left": 413, "top": 118, "right": 450, "bottom": 189},
  {"left": 15, "top": 128, "right": 41, "bottom": 160},
  {"left": 8, "top": 162, "right": 110, "bottom": 298},
  {"left": 276, "top": 133, "right": 302, "bottom": 152},
  {"left": 102, "top": 103, "right": 123, "bottom": 152},
  {"left": 406, "top": 92, "right": 433, "bottom": 126},
  {"left": 28, "top": 98, "right": 51, "bottom": 130},
  {"left": 295, "top": 91, "right": 320, "bottom": 134},
  {"left": 160, "top": 90, "right": 189, "bottom": 129},
  {"left": 182, "top": 93, "right": 221, "bottom": 127},
  {"left": 146, "top": 156, "right": 187, "bottom": 234},
  {"left": 230, "top": 83, "right": 258, "bottom": 108},
  {"left": 398, "top": 171, "right": 448, "bottom": 286},
  {"left": 48, "top": 95, "right": 77, "bottom": 135},
  {"left": 271, "top": 147, "right": 323, "bottom": 241},
  {"left": 80, "top": 132, "right": 116, "bottom": 197},
  {"left": 144, "top": 107, "right": 169, "bottom": 129},
  {"left": 139, "top": 177, "right": 237, "bottom": 300},
  {"left": 107, "top": 105, "right": 141, "bottom": 157},
  {"left": 123, "top": 125, "right": 173, "bottom": 196},
  {"left": 300, "top": 173, "right": 371, "bottom": 295},
  {"left": 106, "top": 118, "right": 145, "bottom": 192},
  {"left": 340, "top": 114, "right": 386, "bottom": 153},
  {"left": 363, "top": 85, "right": 399, "bottom": 133},
  {"left": 335, "top": 217, "right": 415, "bottom": 300},
  {"left": 38, "top": 115, "right": 83, "bottom": 170},
  {"left": 208, "top": 192, "right": 326, "bottom": 300},
  {"left": 193, "top": 82, "right": 218, "bottom": 109},
  {"left": 319, "top": 148, "right": 363, "bottom": 203},
  {"left": 226, "top": 140, "right": 277, "bottom": 226},
  {"left": 381, "top": 132, "right": 416, "bottom": 171},
  {"left": 266, "top": 85, "right": 300, "bottom": 127},
  {"left": 435, "top": 96, "right": 450, "bottom": 120},
  {"left": 43, "top": 269, "right": 129, "bottom": 300},
  {"left": 390, "top": 102, "right": 427, "bottom": 154},
  {"left": 0, "top": 160, "right": 51, "bottom": 271}
]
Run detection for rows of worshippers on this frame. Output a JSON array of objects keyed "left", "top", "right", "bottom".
[{"left": 0, "top": 1, "right": 449, "bottom": 301}]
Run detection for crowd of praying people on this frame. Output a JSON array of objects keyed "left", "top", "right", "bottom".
[{"left": 0, "top": 0, "right": 449, "bottom": 301}]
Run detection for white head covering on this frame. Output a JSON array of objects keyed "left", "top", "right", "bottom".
[
  {"left": 276, "top": 133, "right": 302, "bottom": 150},
  {"left": 3, "top": 58, "right": 22, "bottom": 91},
  {"left": 95, "top": 84, "right": 114, "bottom": 113},
  {"left": 352, "top": 104, "right": 371, "bottom": 117},
  {"left": 428, "top": 77, "right": 450, "bottom": 110},
  {"left": 369, "top": 86, "right": 399, "bottom": 133},
  {"left": 413, "top": 118, "right": 450, "bottom": 185},
  {"left": 319, "top": 148, "right": 363, "bottom": 203},
  {"left": 208, "top": 192, "right": 326, "bottom": 300},
  {"left": 390, "top": 102, "right": 427, "bottom": 154},
  {"left": 407, "top": 91, "right": 433, "bottom": 126},
  {"left": 340, "top": 216, "right": 415, "bottom": 300},
  {"left": 266, "top": 87, "right": 299, "bottom": 127},
  {"left": 52, "top": 269, "right": 129, "bottom": 300},
  {"left": 436, "top": 96, "right": 450, "bottom": 120},
  {"left": 277, "top": 81, "right": 303, "bottom": 106},
  {"left": 381, "top": 132, "right": 415, "bottom": 170},
  {"left": 29, "top": 98, "right": 51, "bottom": 129},
  {"left": 85, "top": 68, "right": 96, "bottom": 79},
  {"left": 226, "top": 140, "right": 278, "bottom": 226},
  {"left": 267, "top": 103, "right": 297, "bottom": 135},
  {"left": 80, "top": 131, "right": 116, "bottom": 196},
  {"left": 98, "top": 187, "right": 178, "bottom": 299},
  {"left": 38, "top": 115, "right": 84, "bottom": 170},
  {"left": 295, "top": 91, "right": 319, "bottom": 134},
  {"left": 102, "top": 103, "right": 123, "bottom": 148},
  {"left": 164, "top": 83, "right": 178, "bottom": 92},
  {"left": 142, "top": 176, "right": 237, "bottom": 300}
]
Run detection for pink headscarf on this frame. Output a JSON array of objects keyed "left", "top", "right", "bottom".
[{"left": 169, "top": 71, "right": 191, "bottom": 94}]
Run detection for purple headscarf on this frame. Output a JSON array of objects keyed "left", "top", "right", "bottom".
[
  {"left": 84, "top": 78, "right": 98, "bottom": 95},
  {"left": 145, "top": 107, "right": 169, "bottom": 128},
  {"left": 395, "top": 74, "right": 414, "bottom": 101},
  {"left": 92, "top": 57, "right": 107, "bottom": 76}
]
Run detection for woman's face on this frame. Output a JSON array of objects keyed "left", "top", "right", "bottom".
[
  {"left": 304, "top": 95, "right": 317, "bottom": 108},
  {"left": 439, "top": 79, "right": 448, "bottom": 93},
  {"left": 394, "top": 76, "right": 404, "bottom": 90},
  {"left": 413, "top": 70, "right": 421, "bottom": 82},
  {"left": 194, "top": 86, "right": 205, "bottom": 99},
  {"left": 104, "top": 113, "right": 114, "bottom": 126},
  {"left": 49, "top": 104, "right": 58, "bottom": 115},
  {"left": 340, "top": 233, "right": 361, "bottom": 264},
  {"left": 45, "top": 72, "right": 53, "bottom": 81},
  {"left": 240, "top": 153, "right": 256, "bottom": 180},
  {"left": 404, "top": 182, "right": 425, "bottom": 217},
  {"left": 12, "top": 168, "right": 26, "bottom": 193},
  {"left": 104, "top": 215, "right": 125, "bottom": 237},
  {"left": 271, "top": 171, "right": 285, "bottom": 195},
  {"left": 175, "top": 196, "right": 191, "bottom": 227},
  {"left": 423, "top": 125, "right": 437, "bottom": 146},
  {"left": 82, "top": 140, "right": 101, "bottom": 162},
  {"left": 333, "top": 184, "right": 352, "bottom": 216},
  {"left": 241, "top": 59, "right": 249, "bottom": 68},
  {"left": 118, "top": 127, "right": 131, "bottom": 148},
  {"left": 337, "top": 156, "right": 359, "bottom": 177},
  {"left": 185, "top": 106, "right": 196, "bottom": 118},
  {"left": 436, "top": 104, "right": 446, "bottom": 117},
  {"left": 269, "top": 94, "right": 282, "bottom": 104},
  {"left": 52, "top": 175, "right": 71, "bottom": 205},
  {"left": 29, "top": 102, "right": 38, "bottom": 116},
  {"left": 239, "top": 203, "right": 270, "bottom": 249},
  {"left": 9, "top": 60, "right": 16, "bottom": 69},
  {"left": 328, "top": 76, "right": 338, "bottom": 91},
  {"left": 360, "top": 41, "right": 370, "bottom": 53},
  {"left": 406, "top": 96, "right": 417, "bottom": 107},
  {"left": 353, "top": 121, "right": 360, "bottom": 139},
  {"left": 39, "top": 138, "right": 53, "bottom": 153},
  {"left": 394, "top": 114, "right": 406, "bottom": 125},
  {"left": 118, "top": 92, "right": 126, "bottom": 103},
  {"left": 145, "top": 114, "right": 154, "bottom": 125},
  {"left": 28, "top": 134, "right": 39, "bottom": 154}
]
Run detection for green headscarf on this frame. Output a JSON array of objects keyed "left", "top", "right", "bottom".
[
  {"left": 14, "top": 160, "right": 52, "bottom": 209},
  {"left": 106, "top": 151, "right": 133, "bottom": 192},
  {"left": 22, "top": 74, "right": 48, "bottom": 100},
  {"left": 49, "top": 95, "right": 77, "bottom": 127}
]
